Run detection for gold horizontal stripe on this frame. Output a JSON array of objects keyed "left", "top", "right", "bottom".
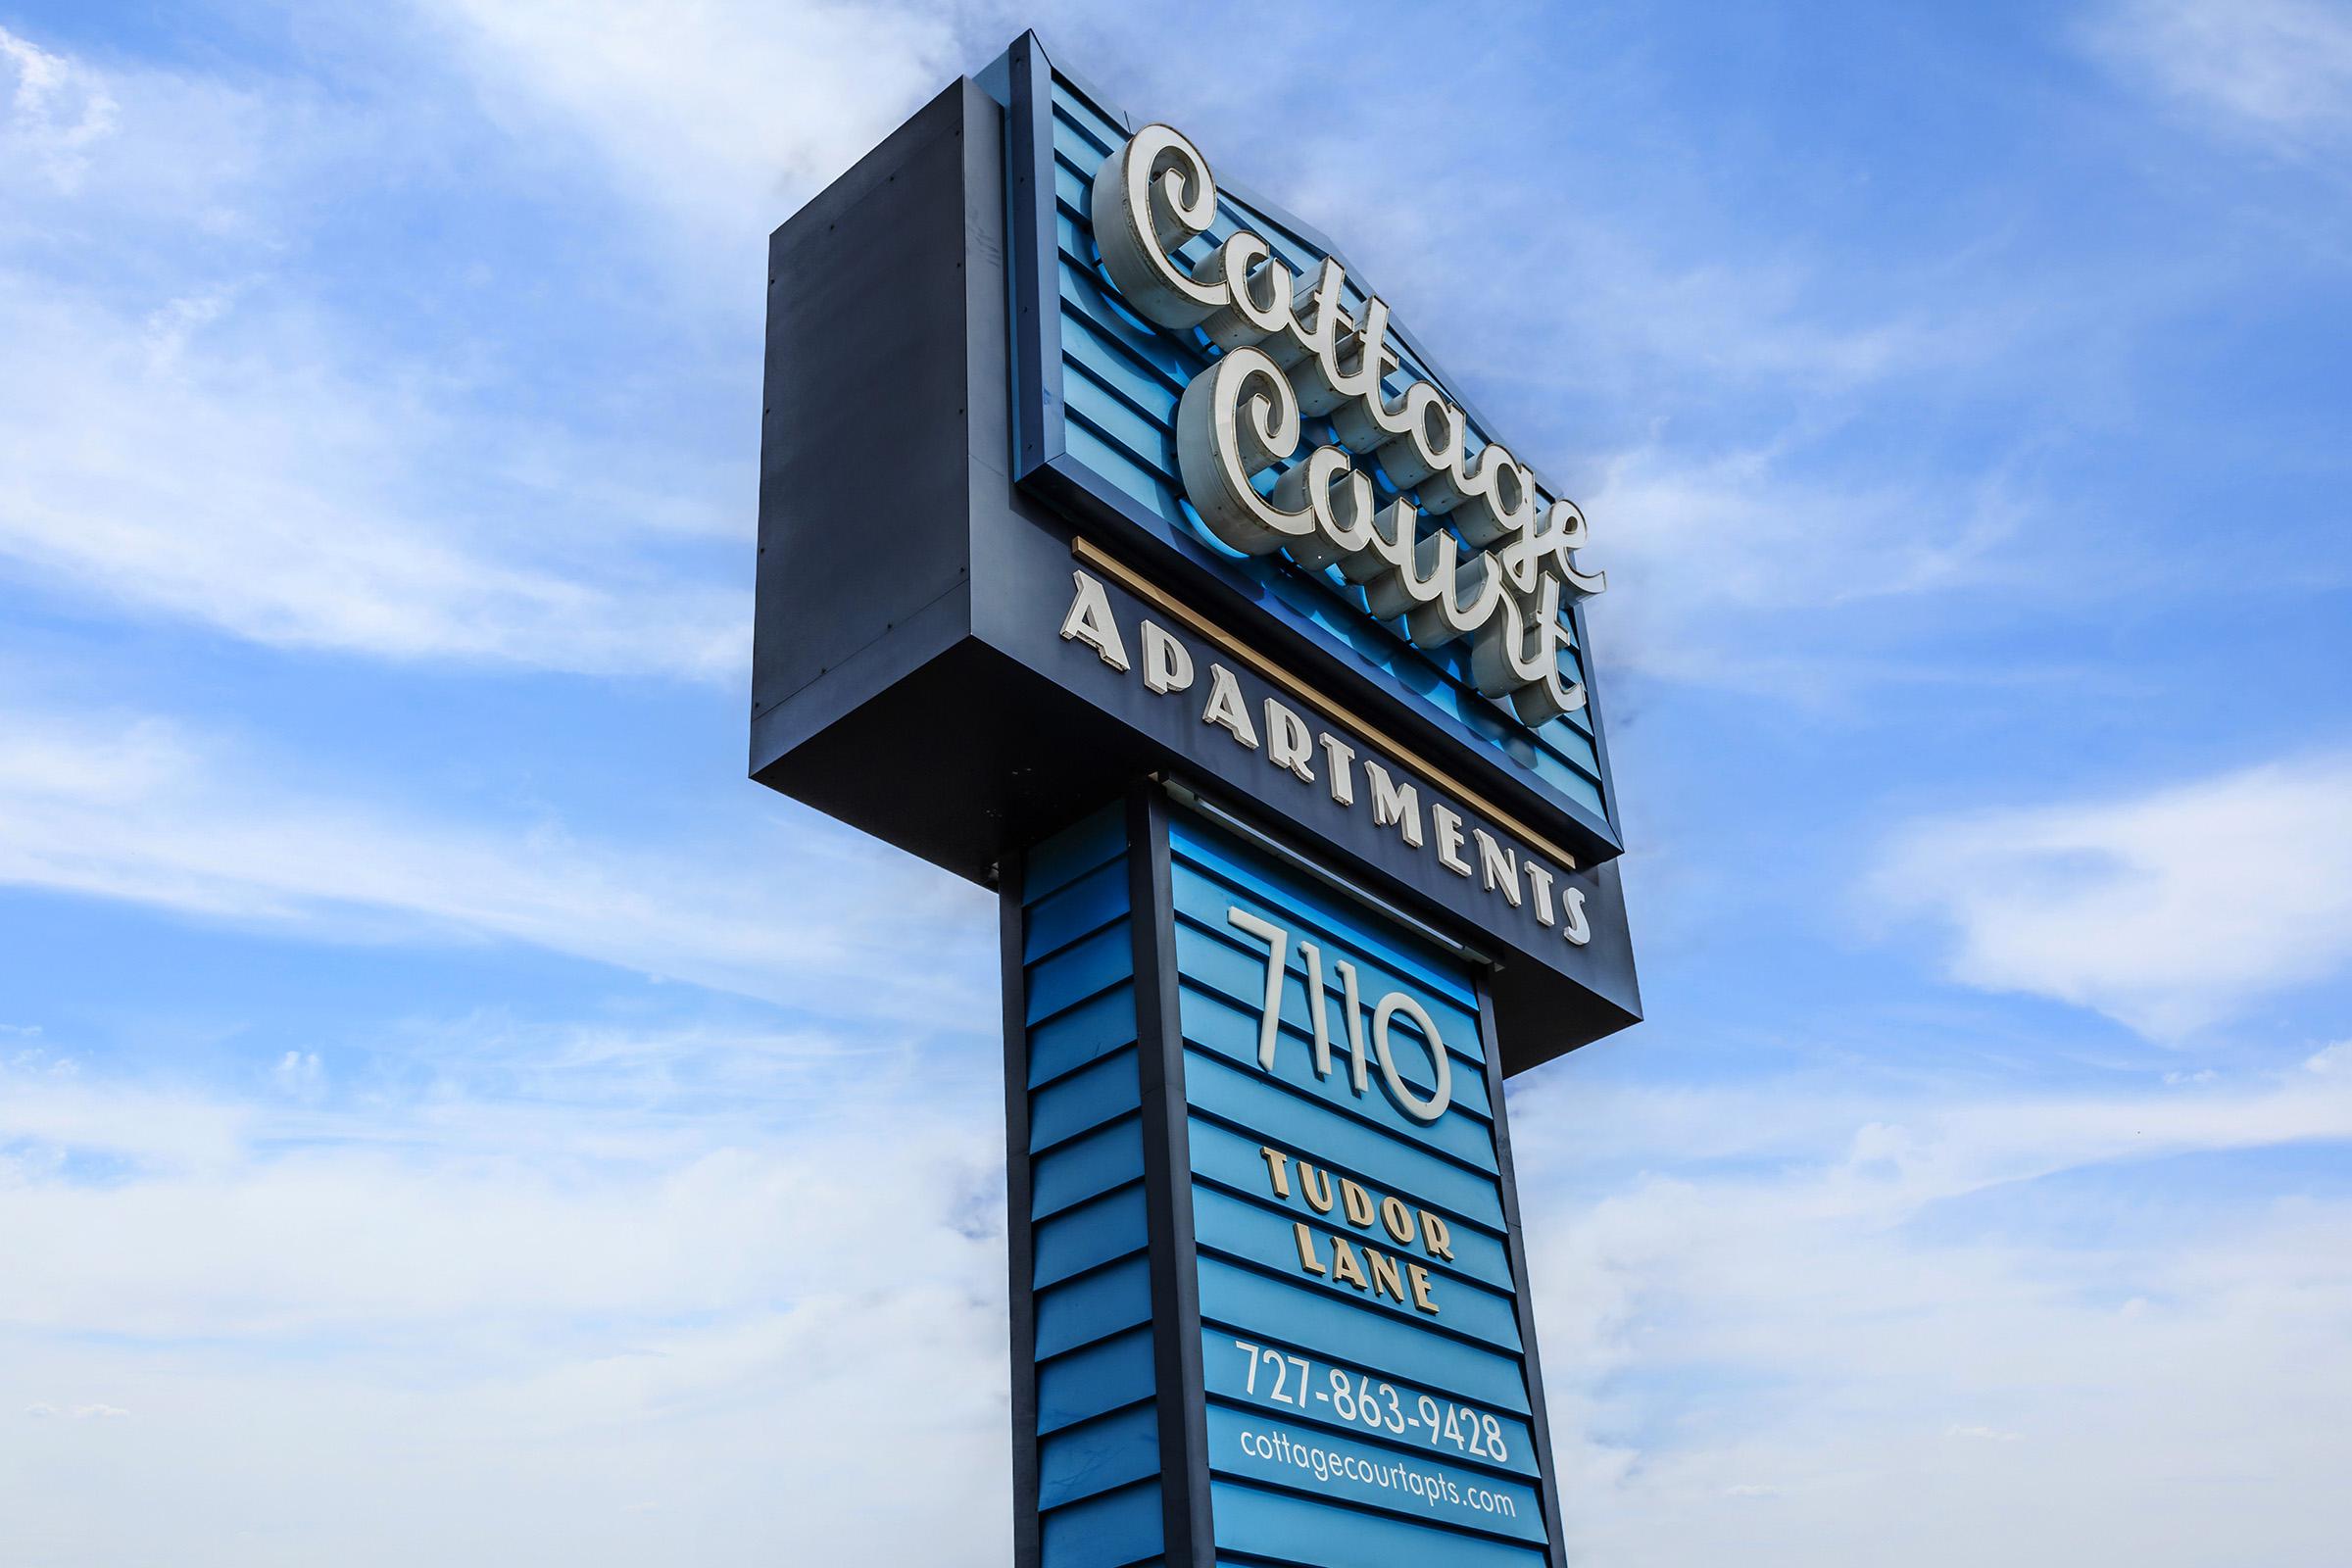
[{"left": 1068, "top": 536, "right": 1579, "bottom": 872}]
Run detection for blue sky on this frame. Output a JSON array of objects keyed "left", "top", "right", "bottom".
[{"left": 2, "top": 1, "right": 2348, "bottom": 1562}]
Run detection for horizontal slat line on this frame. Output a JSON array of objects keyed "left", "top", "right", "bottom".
[
  {"left": 1059, "top": 281, "right": 1194, "bottom": 394},
  {"left": 1184, "top": 1099, "right": 1505, "bottom": 1230},
  {"left": 1034, "top": 1310, "right": 1155, "bottom": 1362},
  {"left": 1193, "top": 1210, "right": 1521, "bottom": 1325},
  {"left": 1171, "top": 890, "right": 1479, "bottom": 1030},
  {"left": 1206, "top": 1473, "right": 1548, "bottom": 1554},
  {"left": 1194, "top": 1236, "right": 1524, "bottom": 1357},
  {"left": 1032, "top": 1176, "right": 1153, "bottom": 1290},
  {"left": 1034, "top": 1386, "right": 1158, "bottom": 1432},
  {"left": 1062, "top": 318, "right": 1185, "bottom": 424},
  {"left": 1187, "top": 1158, "right": 1507, "bottom": 1251},
  {"left": 1184, "top": 1064, "right": 1505, "bottom": 1218},
  {"left": 1022, "top": 818, "right": 1128, "bottom": 903},
  {"left": 1024, "top": 913, "right": 1134, "bottom": 970},
  {"left": 1169, "top": 902, "right": 1485, "bottom": 1060},
  {"left": 1065, "top": 406, "right": 1178, "bottom": 501},
  {"left": 1050, "top": 102, "right": 1118, "bottom": 159},
  {"left": 1195, "top": 1330, "right": 1540, "bottom": 1481},
  {"left": 1203, "top": 1400, "right": 1533, "bottom": 1494},
  {"left": 1199, "top": 1260, "right": 1531, "bottom": 1415},
  {"left": 1063, "top": 357, "right": 1179, "bottom": 465},
  {"left": 1028, "top": 1034, "right": 1144, "bottom": 1097},
  {"left": 1024, "top": 968, "right": 1137, "bottom": 1036},
  {"left": 1033, "top": 1239, "right": 1153, "bottom": 1292},
  {"left": 1183, "top": 1043, "right": 1498, "bottom": 1180},
  {"left": 1168, "top": 842, "right": 1482, "bottom": 1009},
  {"left": 1199, "top": 1402, "right": 1536, "bottom": 1492},
  {"left": 1178, "top": 974, "right": 1492, "bottom": 1125},
  {"left": 1191, "top": 1178, "right": 1516, "bottom": 1300},
  {"left": 1198, "top": 1311, "right": 1530, "bottom": 1427},
  {"left": 1071, "top": 537, "right": 1581, "bottom": 871},
  {"left": 1064, "top": 420, "right": 1180, "bottom": 533}
]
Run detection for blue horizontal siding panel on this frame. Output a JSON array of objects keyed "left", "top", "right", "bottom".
[
  {"left": 1032, "top": 1045, "right": 1145, "bottom": 1152},
  {"left": 1033, "top": 1113, "right": 1147, "bottom": 1220},
  {"left": 1021, "top": 805, "right": 1164, "bottom": 1557},
  {"left": 1196, "top": 1256, "right": 1529, "bottom": 1416},
  {"left": 1169, "top": 894, "right": 1485, "bottom": 1064},
  {"left": 1201, "top": 1405, "right": 1545, "bottom": 1545},
  {"left": 1065, "top": 416, "right": 1181, "bottom": 521},
  {"left": 1066, "top": 361, "right": 1178, "bottom": 468},
  {"left": 1036, "top": 1252, "right": 1155, "bottom": 1360},
  {"left": 1199, "top": 1326, "right": 1539, "bottom": 1481},
  {"left": 1179, "top": 1004, "right": 1499, "bottom": 1173},
  {"left": 1026, "top": 858, "right": 1131, "bottom": 960},
  {"left": 1191, "top": 1187, "right": 1523, "bottom": 1353},
  {"left": 1028, "top": 922, "right": 1136, "bottom": 1024},
  {"left": 1042, "top": 1476, "right": 1165, "bottom": 1568},
  {"left": 1208, "top": 1481, "right": 1548, "bottom": 1568},
  {"left": 1035, "top": 1182, "right": 1152, "bottom": 1289},
  {"left": 1041, "top": 1400, "right": 1163, "bottom": 1510},
  {"left": 1169, "top": 918, "right": 1490, "bottom": 1104},
  {"left": 1039, "top": 1326, "right": 1158, "bottom": 1436},
  {"left": 1026, "top": 805, "right": 1127, "bottom": 900},
  {"left": 1168, "top": 828, "right": 1480, "bottom": 1011},
  {"left": 1188, "top": 1124, "right": 1515, "bottom": 1293},
  {"left": 1030, "top": 982, "right": 1142, "bottom": 1089},
  {"left": 1052, "top": 94, "right": 1124, "bottom": 158},
  {"left": 1171, "top": 932, "right": 1491, "bottom": 1120},
  {"left": 1185, "top": 1090, "right": 1506, "bottom": 1234}
]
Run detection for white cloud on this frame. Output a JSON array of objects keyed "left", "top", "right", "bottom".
[
  {"left": 2090, "top": 0, "right": 2352, "bottom": 155},
  {"left": 1580, "top": 442, "right": 2026, "bottom": 690},
  {"left": 1507, "top": 1062, "right": 2352, "bottom": 1565},
  {"left": 0, "top": 24, "right": 118, "bottom": 192},
  {"left": 412, "top": 0, "right": 968, "bottom": 240},
  {"left": 0, "top": 24, "right": 752, "bottom": 678},
  {"left": 0, "top": 274, "right": 747, "bottom": 678},
  {"left": 1869, "top": 753, "right": 2352, "bottom": 1036},
  {"left": 0, "top": 1050, "right": 1011, "bottom": 1565},
  {"left": 0, "top": 704, "right": 992, "bottom": 1020}
]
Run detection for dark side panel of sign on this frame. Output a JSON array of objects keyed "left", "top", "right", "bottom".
[{"left": 1002, "top": 42, "right": 1622, "bottom": 861}]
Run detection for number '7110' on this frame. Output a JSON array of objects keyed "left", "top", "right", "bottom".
[{"left": 1227, "top": 907, "right": 1453, "bottom": 1123}]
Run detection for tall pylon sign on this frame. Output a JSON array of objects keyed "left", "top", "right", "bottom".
[{"left": 751, "top": 33, "right": 1640, "bottom": 1567}]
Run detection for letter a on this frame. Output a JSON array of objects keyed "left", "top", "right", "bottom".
[{"left": 1058, "top": 570, "right": 1129, "bottom": 670}]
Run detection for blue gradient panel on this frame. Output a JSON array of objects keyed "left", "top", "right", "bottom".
[
  {"left": 1019, "top": 807, "right": 1166, "bottom": 1568},
  {"left": 1168, "top": 809, "right": 1557, "bottom": 1563}
]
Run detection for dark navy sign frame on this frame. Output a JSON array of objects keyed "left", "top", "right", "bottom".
[
  {"left": 1003, "top": 786, "right": 1573, "bottom": 1568},
  {"left": 999, "top": 35, "right": 1626, "bottom": 867}
]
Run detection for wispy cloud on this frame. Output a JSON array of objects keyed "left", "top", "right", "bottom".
[
  {"left": 412, "top": 0, "right": 968, "bottom": 242},
  {"left": 0, "top": 1047, "right": 1013, "bottom": 1564},
  {"left": 0, "top": 277, "right": 748, "bottom": 675},
  {"left": 2089, "top": 0, "right": 2352, "bottom": 157},
  {"left": 0, "top": 24, "right": 749, "bottom": 678},
  {"left": 1868, "top": 753, "right": 2352, "bottom": 1036},
  {"left": 0, "top": 704, "right": 993, "bottom": 1020},
  {"left": 0, "top": 24, "right": 118, "bottom": 192},
  {"left": 1509, "top": 1058, "right": 2352, "bottom": 1563}
]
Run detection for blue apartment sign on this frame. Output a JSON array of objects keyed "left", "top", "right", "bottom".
[{"left": 751, "top": 30, "right": 1640, "bottom": 1568}]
